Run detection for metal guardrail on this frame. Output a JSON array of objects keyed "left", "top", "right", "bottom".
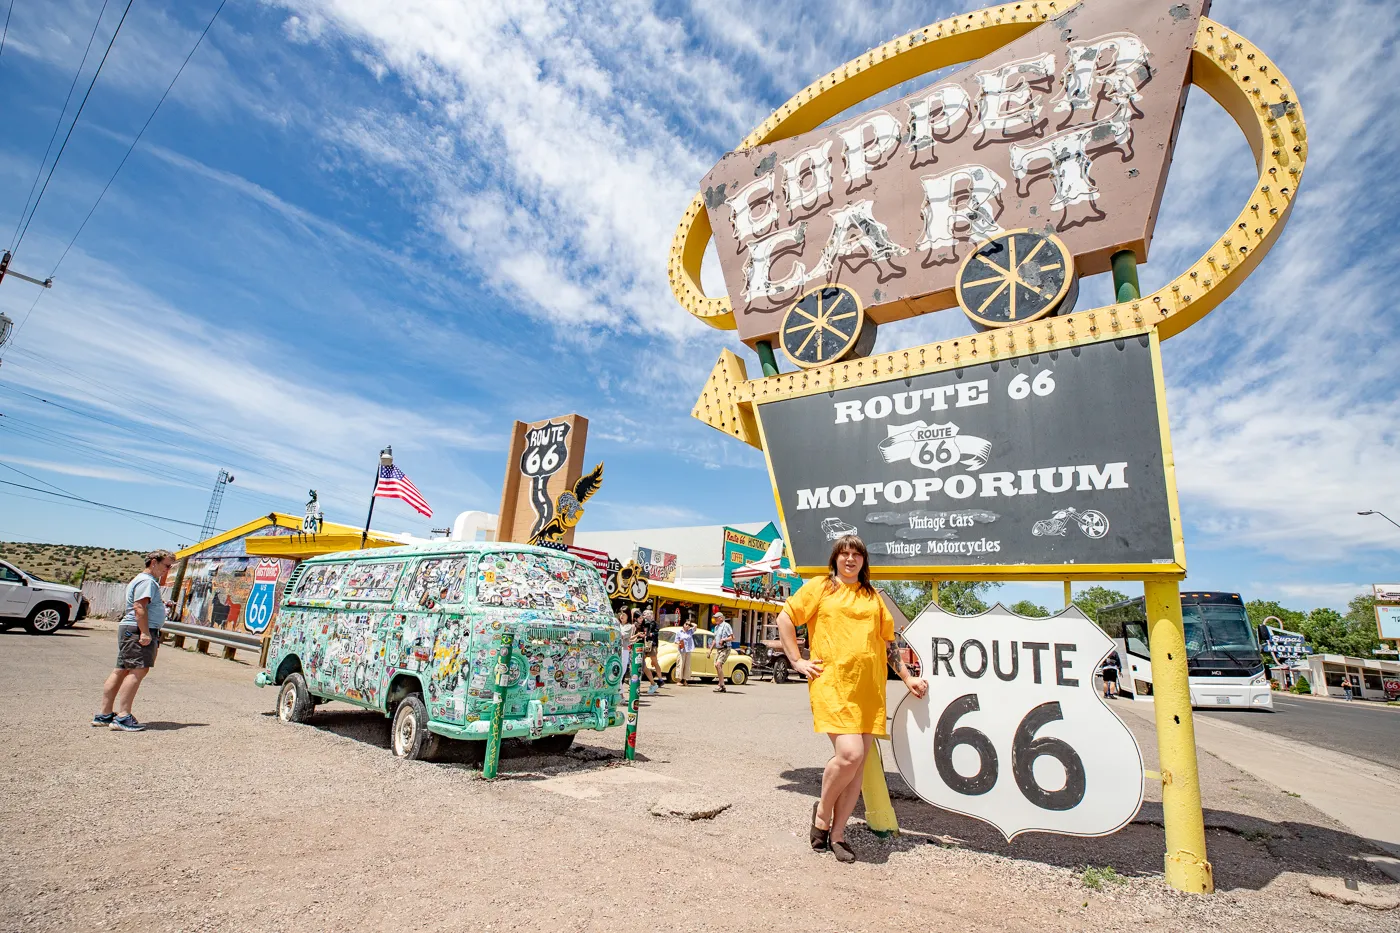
[{"left": 160, "top": 621, "right": 266, "bottom": 662}]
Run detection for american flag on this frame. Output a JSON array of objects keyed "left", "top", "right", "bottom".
[{"left": 374, "top": 464, "right": 432, "bottom": 517}]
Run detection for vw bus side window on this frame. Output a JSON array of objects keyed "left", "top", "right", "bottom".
[
  {"left": 338, "top": 560, "right": 405, "bottom": 601},
  {"left": 475, "top": 551, "right": 609, "bottom": 615},
  {"left": 293, "top": 562, "right": 348, "bottom": 601},
  {"left": 397, "top": 556, "right": 473, "bottom": 611}
]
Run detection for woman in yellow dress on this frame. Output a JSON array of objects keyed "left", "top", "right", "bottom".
[{"left": 778, "top": 535, "right": 927, "bottom": 863}]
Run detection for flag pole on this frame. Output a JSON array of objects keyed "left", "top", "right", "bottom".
[{"left": 362, "top": 446, "right": 392, "bottom": 549}]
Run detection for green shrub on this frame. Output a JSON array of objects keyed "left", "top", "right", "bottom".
[
  {"left": 1291, "top": 675, "right": 1311, "bottom": 694},
  {"left": 1081, "top": 866, "right": 1126, "bottom": 890}
]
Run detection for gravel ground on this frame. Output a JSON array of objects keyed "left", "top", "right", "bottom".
[{"left": 2, "top": 619, "right": 1397, "bottom": 932}]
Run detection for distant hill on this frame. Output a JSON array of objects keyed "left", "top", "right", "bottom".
[{"left": 0, "top": 541, "right": 149, "bottom": 585}]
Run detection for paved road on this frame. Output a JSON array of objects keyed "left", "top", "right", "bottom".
[{"left": 1196, "top": 693, "right": 1400, "bottom": 771}]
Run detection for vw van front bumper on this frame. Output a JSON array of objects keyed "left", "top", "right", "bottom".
[
  {"left": 429, "top": 705, "right": 625, "bottom": 741},
  {"left": 255, "top": 671, "right": 273, "bottom": 687}
]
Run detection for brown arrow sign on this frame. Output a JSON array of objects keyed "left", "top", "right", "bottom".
[{"left": 699, "top": 0, "right": 1208, "bottom": 347}]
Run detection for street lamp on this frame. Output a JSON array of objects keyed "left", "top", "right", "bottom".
[{"left": 1358, "top": 510, "right": 1400, "bottom": 531}]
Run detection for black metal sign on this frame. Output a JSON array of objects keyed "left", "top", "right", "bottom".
[{"left": 757, "top": 335, "right": 1179, "bottom": 574}]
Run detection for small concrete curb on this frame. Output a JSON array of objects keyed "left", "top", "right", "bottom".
[{"left": 1308, "top": 878, "right": 1400, "bottom": 910}]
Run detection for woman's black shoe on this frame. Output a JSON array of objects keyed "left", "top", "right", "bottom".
[
  {"left": 810, "top": 802, "right": 830, "bottom": 851},
  {"left": 831, "top": 840, "right": 857, "bottom": 863}
]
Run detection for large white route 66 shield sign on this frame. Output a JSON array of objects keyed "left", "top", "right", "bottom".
[{"left": 891, "top": 603, "right": 1143, "bottom": 840}]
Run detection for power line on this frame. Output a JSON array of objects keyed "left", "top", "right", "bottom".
[
  {"left": 0, "top": 486, "right": 187, "bottom": 536},
  {"left": 0, "top": 476, "right": 207, "bottom": 529},
  {"left": 10, "top": 0, "right": 113, "bottom": 250},
  {"left": 0, "top": 1, "right": 15, "bottom": 66},
  {"left": 11, "top": 0, "right": 135, "bottom": 259},
  {"left": 52, "top": 0, "right": 230, "bottom": 275}
]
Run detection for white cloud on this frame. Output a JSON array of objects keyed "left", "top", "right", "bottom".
[{"left": 3, "top": 250, "right": 499, "bottom": 523}]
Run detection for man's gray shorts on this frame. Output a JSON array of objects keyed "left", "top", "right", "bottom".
[{"left": 117, "top": 625, "right": 159, "bottom": 669}]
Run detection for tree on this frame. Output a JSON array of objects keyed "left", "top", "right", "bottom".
[
  {"left": 1009, "top": 599, "right": 1051, "bottom": 618},
  {"left": 874, "top": 580, "right": 1002, "bottom": 619},
  {"left": 937, "top": 580, "right": 1001, "bottom": 615},
  {"left": 1072, "top": 585, "right": 1129, "bottom": 625},
  {"left": 1295, "top": 600, "right": 1379, "bottom": 659},
  {"left": 876, "top": 580, "right": 932, "bottom": 622},
  {"left": 1244, "top": 599, "right": 1306, "bottom": 632}
]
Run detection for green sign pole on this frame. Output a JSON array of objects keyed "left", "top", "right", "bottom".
[
  {"left": 483, "top": 632, "right": 515, "bottom": 780},
  {"left": 624, "top": 648, "right": 642, "bottom": 761}
]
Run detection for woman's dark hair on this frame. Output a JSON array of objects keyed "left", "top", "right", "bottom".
[{"left": 826, "top": 535, "right": 874, "bottom": 595}]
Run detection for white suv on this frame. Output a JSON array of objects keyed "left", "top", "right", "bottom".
[{"left": 0, "top": 559, "right": 88, "bottom": 634}]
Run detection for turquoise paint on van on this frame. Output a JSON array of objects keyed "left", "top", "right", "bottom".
[{"left": 259, "top": 541, "right": 625, "bottom": 741}]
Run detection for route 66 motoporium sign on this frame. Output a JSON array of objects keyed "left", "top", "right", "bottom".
[
  {"left": 759, "top": 333, "right": 1181, "bottom": 577},
  {"left": 892, "top": 603, "right": 1144, "bottom": 839}
]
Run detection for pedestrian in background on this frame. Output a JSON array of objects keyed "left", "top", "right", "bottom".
[
  {"left": 94, "top": 550, "right": 176, "bottom": 732},
  {"left": 675, "top": 621, "right": 695, "bottom": 686},
  {"left": 1101, "top": 652, "right": 1120, "bottom": 699},
  {"left": 777, "top": 535, "right": 927, "bottom": 864},
  {"left": 638, "top": 608, "right": 661, "bottom": 695},
  {"left": 711, "top": 610, "right": 735, "bottom": 693},
  {"left": 617, "top": 608, "right": 635, "bottom": 687}
]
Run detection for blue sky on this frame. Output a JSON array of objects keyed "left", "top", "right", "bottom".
[{"left": 0, "top": 0, "right": 1395, "bottom": 613}]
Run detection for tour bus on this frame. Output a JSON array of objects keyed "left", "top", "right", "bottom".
[
  {"left": 1098, "top": 591, "right": 1273, "bottom": 711},
  {"left": 255, "top": 540, "right": 626, "bottom": 759}
]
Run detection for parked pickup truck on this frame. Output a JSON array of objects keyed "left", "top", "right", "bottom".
[{"left": 0, "top": 559, "right": 87, "bottom": 634}]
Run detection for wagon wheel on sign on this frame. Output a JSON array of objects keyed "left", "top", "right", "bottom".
[
  {"left": 955, "top": 228, "right": 1079, "bottom": 330},
  {"left": 778, "top": 284, "right": 877, "bottom": 369}
]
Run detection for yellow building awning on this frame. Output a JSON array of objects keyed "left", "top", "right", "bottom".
[
  {"left": 243, "top": 533, "right": 399, "bottom": 560},
  {"left": 645, "top": 579, "right": 787, "bottom": 614},
  {"left": 175, "top": 512, "right": 403, "bottom": 561}
]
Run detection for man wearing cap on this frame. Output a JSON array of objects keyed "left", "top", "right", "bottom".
[{"left": 711, "top": 610, "right": 735, "bottom": 693}]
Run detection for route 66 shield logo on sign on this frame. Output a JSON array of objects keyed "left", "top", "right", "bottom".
[{"left": 891, "top": 603, "right": 1143, "bottom": 839}]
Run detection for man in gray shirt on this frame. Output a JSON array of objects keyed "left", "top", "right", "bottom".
[{"left": 93, "top": 550, "right": 175, "bottom": 732}]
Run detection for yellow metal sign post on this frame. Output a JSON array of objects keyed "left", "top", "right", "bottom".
[{"left": 668, "top": 1, "right": 1308, "bottom": 895}]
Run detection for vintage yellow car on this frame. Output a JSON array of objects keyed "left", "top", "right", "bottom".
[{"left": 657, "top": 626, "right": 752, "bottom": 685}]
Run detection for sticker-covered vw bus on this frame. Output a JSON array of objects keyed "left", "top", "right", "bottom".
[{"left": 255, "top": 541, "right": 625, "bottom": 759}]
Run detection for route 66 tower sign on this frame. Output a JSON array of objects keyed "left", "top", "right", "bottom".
[{"left": 670, "top": 0, "right": 1311, "bottom": 895}]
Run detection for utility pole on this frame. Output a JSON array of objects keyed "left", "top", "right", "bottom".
[
  {"left": 0, "top": 251, "right": 55, "bottom": 360},
  {"left": 0, "top": 251, "right": 54, "bottom": 291},
  {"left": 199, "top": 470, "right": 234, "bottom": 542}
]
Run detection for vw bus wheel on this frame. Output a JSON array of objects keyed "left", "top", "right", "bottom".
[
  {"left": 24, "top": 605, "right": 66, "bottom": 635},
  {"left": 277, "top": 673, "right": 314, "bottom": 724},
  {"left": 391, "top": 694, "right": 440, "bottom": 761},
  {"left": 729, "top": 665, "right": 749, "bottom": 686}
]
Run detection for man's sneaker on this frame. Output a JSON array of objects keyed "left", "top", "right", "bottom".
[
  {"left": 109, "top": 715, "right": 145, "bottom": 732},
  {"left": 647, "top": 683, "right": 659, "bottom": 695},
  {"left": 91, "top": 713, "right": 116, "bottom": 727}
]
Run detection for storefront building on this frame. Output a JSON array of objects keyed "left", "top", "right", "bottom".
[
  {"left": 171, "top": 513, "right": 405, "bottom": 636},
  {"left": 572, "top": 521, "right": 799, "bottom": 647},
  {"left": 1304, "top": 654, "right": 1400, "bottom": 700}
]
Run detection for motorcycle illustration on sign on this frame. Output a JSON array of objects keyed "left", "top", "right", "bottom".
[
  {"left": 890, "top": 602, "right": 1143, "bottom": 839},
  {"left": 1031, "top": 507, "right": 1109, "bottom": 539}
]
